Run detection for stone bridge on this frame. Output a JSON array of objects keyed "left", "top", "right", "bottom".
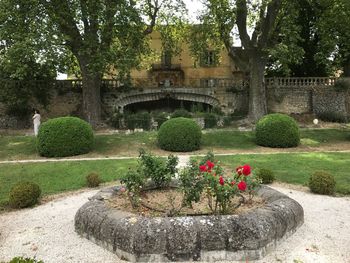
[{"left": 102, "top": 87, "right": 221, "bottom": 112}]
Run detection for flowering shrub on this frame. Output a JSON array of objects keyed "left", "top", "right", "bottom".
[
  {"left": 120, "top": 150, "right": 178, "bottom": 207},
  {"left": 179, "top": 154, "right": 261, "bottom": 214}
]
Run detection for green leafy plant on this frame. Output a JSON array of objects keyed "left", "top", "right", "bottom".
[
  {"left": 158, "top": 117, "right": 202, "bottom": 152},
  {"left": 125, "top": 112, "right": 152, "bottom": 130},
  {"left": 120, "top": 150, "right": 178, "bottom": 207},
  {"left": 180, "top": 152, "right": 260, "bottom": 214},
  {"left": 152, "top": 112, "right": 169, "bottom": 129},
  {"left": 179, "top": 160, "right": 205, "bottom": 206},
  {"left": 86, "top": 172, "right": 102, "bottom": 187},
  {"left": 317, "top": 111, "right": 347, "bottom": 123},
  {"left": 204, "top": 113, "right": 217, "bottom": 128},
  {"left": 120, "top": 169, "right": 146, "bottom": 208},
  {"left": 256, "top": 113, "right": 300, "bottom": 148},
  {"left": 37, "top": 117, "right": 94, "bottom": 157},
  {"left": 138, "top": 149, "right": 178, "bottom": 188},
  {"left": 108, "top": 111, "right": 124, "bottom": 129},
  {"left": 171, "top": 109, "right": 192, "bottom": 118},
  {"left": 334, "top": 78, "right": 350, "bottom": 92},
  {"left": 309, "top": 171, "right": 336, "bottom": 195},
  {"left": 256, "top": 168, "right": 275, "bottom": 184},
  {"left": 8, "top": 257, "right": 44, "bottom": 263},
  {"left": 9, "top": 182, "right": 41, "bottom": 208}
]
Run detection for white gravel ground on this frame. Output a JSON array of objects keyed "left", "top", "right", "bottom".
[{"left": 0, "top": 184, "right": 349, "bottom": 263}]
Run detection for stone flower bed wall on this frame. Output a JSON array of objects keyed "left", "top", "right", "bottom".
[{"left": 75, "top": 185, "right": 304, "bottom": 262}]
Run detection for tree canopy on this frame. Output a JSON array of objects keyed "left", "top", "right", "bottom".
[{"left": 0, "top": 0, "right": 187, "bottom": 125}]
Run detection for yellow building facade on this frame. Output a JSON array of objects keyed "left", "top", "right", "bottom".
[{"left": 129, "top": 31, "right": 243, "bottom": 88}]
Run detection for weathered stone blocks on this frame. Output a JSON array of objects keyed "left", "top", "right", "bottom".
[{"left": 75, "top": 186, "right": 304, "bottom": 262}]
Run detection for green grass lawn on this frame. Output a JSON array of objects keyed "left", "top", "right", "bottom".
[
  {"left": 0, "top": 159, "right": 137, "bottom": 207},
  {"left": 214, "top": 152, "right": 350, "bottom": 195},
  {"left": 0, "top": 128, "right": 349, "bottom": 160}
]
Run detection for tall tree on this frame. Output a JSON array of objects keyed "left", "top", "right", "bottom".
[
  {"left": 266, "top": 0, "right": 330, "bottom": 77},
  {"left": 316, "top": 0, "right": 350, "bottom": 77},
  {"left": 0, "top": 0, "right": 186, "bottom": 126},
  {"left": 0, "top": 0, "right": 65, "bottom": 116},
  {"left": 194, "top": 0, "right": 302, "bottom": 121}
]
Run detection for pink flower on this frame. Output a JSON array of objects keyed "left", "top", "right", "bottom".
[
  {"left": 206, "top": 160, "right": 215, "bottom": 170},
  {"left": 237, "top": 181, "right": 247, "bottom": 191},
  {"left": 231, "top": 181, "right": 236, "bottom": 186},
  {"left": 219, "top": 176, "right": 224, "bottom": 185},
  {"left": 242, "top": 165, "right": 251, "bottom": 176},
  {"left": 199, "top": 165, "right": 207, "bottom": 172}
]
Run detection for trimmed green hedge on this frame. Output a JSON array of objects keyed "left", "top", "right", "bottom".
[
  {"left": 37, "top": 117, "right": 94, "bottom": 157},
  {"left": 158, "top": 117, "right": 202, "bottom": 152},
  {"left": 256, "top": 113, "right": 300, "bottom": 148}
]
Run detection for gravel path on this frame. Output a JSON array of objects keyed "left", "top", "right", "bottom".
[{"left": 0, "top": 185, "right": 349, "bottom": 263}]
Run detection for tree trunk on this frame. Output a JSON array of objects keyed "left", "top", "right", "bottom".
[
  {"left": 248, "top": 53, "right": 267, "bottom": 121},
  {"left": 79, "top": 58, "right": 102, "bottom": 128}
]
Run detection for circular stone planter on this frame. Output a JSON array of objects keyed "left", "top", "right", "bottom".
[{"left": 75, "top": 186, "right": 304, "bottom": 262}]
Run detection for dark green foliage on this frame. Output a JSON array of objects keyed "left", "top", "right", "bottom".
[
  {"left": 317, "top": 111, "right": 348, "bottom": 123},
  {"left": 8, "top": 257, "right": 44, "bottom": 263},
  {"left": 125, "top": 112, "right": 151, "bottom": 130},
  {"left": 256, "top": 114, "right": 300, "bottom": 148},
  {"left": 37, "top": 117, "right": 94, "bottom": 157},
  {"left": 211, "top": 106, "right": 224, "bottom": 115},
  {"left": 179, "top": 160, "right": 204, "bottom": 206},
  {"left": 158, "top": 117, "right": 202, "bottom": 152},
  {"left": 309, "top": 171, "right": 336, "bottom": 195},
  {"left": 109, "top": 112, "right": 124, "bottom": 129},
  {"left": 204, "top": 113, "right": 217, "bottom": 128},
  {"left": 86, "top": 172, "right": 102, "bottom": 187},
  {"left": 9, "top": 182, "right": 41, "bottom": 208},
  {"left": 120, "top": 169, "right": 146, "bottom": 207},
  {"left": 120, "top": 150, "right": 178, "bottom": 207},
  {"left": 152, "top": 112, "right": 169, "bottom": 129},
  {"left": 138, "top": 149, "right": 178, "bottom": 187},
  {"left": 256, "top": 168, "right": 275, "bottom": 184},
  {"left": 171, "top": 109, "right": 192, "bottom": 118},
  {"left": 334, "top": 78, "right": 350, "bottom": 92},
  {"left": 223, "top": 116, "right": 232, "bottom": 126}
]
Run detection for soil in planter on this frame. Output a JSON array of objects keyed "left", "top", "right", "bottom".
[{"left": 107, "top": 188, "right": 265, "bottom": 217}]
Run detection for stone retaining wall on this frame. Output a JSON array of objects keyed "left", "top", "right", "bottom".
[{"left": 75, "top": 186, "right": 304, "bottom": 262}]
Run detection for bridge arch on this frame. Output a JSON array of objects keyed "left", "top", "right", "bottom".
[{"left": 103, "top": 88, "right": 220, "bottom": 112}]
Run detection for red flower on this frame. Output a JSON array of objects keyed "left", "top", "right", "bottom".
[
  {"left": 236, "top": 166, "right": 243, "bottom": 175},
  {"left": 242, "top": 165, "right": 251, "bottom": 176},
  {"left": 231, "top": 181, "right": 236, "bottom": 186},
  {"left": 237, "top": 181, "right": 247, "bottom": 191},
  {"left": 206, "top": 160, "right": 215, "bottom": 170},
  {"left": 199, "top": 165, "right": 207, "bottom": 172},
  {"left": 219, "top": 176, "right": 225, "bottom": 185}
]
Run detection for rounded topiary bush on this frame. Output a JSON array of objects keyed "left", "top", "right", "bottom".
[
  {"left": 256, "top": 168, "right": 275, "bottom": 184},
  {"left": 309, "top": 171, "right": 336, "bottom": 195},
  {"left": 9, "top": 182, "right": 41, "bottom": 208},
  {"left": 37, "top": 117, "right": 94, "bottom": 157},
  {"left": 158, "top": 117, "right": 202, "bottom": 152},
  {"left": 86, "top": 172, "right": 102, "bottom": 187},
  {"left": 255, "top": 113, "right": 300, "bottom": 148}
]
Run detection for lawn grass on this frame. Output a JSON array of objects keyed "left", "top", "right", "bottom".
[
  {"left": 202, "top": 130, "right": 257, "bottom": 149},
  {"left": 0, "top": 135, "right": 38, "bottom": 160},
  {"left": 214, "top": 152, "right": 350, "bottom": 195},
  {"left": 0, "top": 128, "right": 349, "bottom": 160},
  {"left": 0, "top": 159, "right": 137, "bottom": 206}
]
